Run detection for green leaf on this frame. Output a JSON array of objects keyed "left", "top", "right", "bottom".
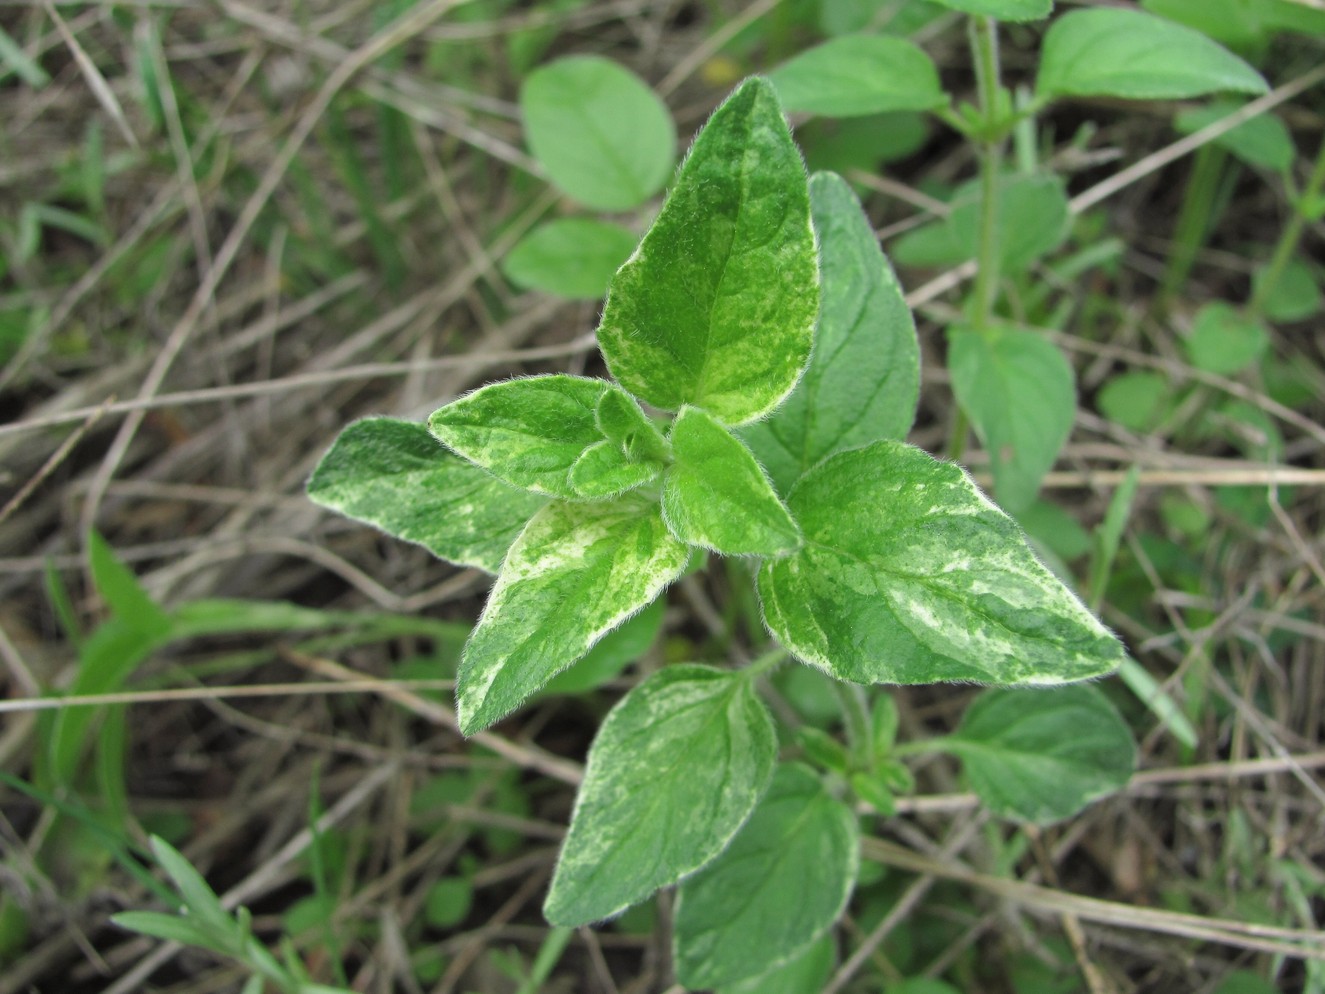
[
  {"left": 673, "top": 763, "right": 859, "bottom": 989},
  {"left": 597, "top": 77, "right": 819, "bottom": 425},
  {"left": 1097, "top": 371, "right": 1172, "bottom": 433},
  {"left": 456, "top": 496, "right": 690, "bottom": 734},
  {"left": 926, "top": 0, "right": 1051, "bottom": 20},
  {"left": 1143, "top": 0, "right": 1325, "bottom": 46},
  {"left": 891, "top": 173, "right": 1069, "bottom": 275},
  {"left": 424, "top": 877, "right": 474, "bottom": 928},
  {"left": 717, "top": 935, "right": 835, "bottom": 994},
  {"left": 1036, "top": 9, "right": 1269, "bottom": 102},
  {"left": 545, "top": 665, "right": 777, "bottom": 925},
  {"left": 1184, "top": 302, "right": 1268, "bottom": 375},
  {"left": 148, "top": 836, "right": 233, "bottom": 933},
  {"left": 767, "top": 35, "right": 947, "bottom": 117},
  {"left": 743, "top": 172, "right": 920, "bottom": 494},
  {"left": 307, "top": 418, "right": 545, "bottom": 574},
  {"left": 520, "top": 56, "right": 676, "bottom": 211},
  {"left": 88, "top": 530, "right": 170, "bottom": 633},
  {"left": 429, "top": 376, "right": 661, "bottom": 500},
  {"left": 1253, "top": 257, "right": 1322, "bottom": 323},
  {"left": 502, "top": 218, "right": 638, "bottom": 299},
  {"left": 110, "top": 911, "right": 229, "bottom": 952},
  {"left": 539, "top": 598, "right": 665, "bottom": 696},
  {"left": 662, "top": 407, "right": 801, "bottom": 556},
  {"left": 1174, "top": 102, "right": 1295, "bottom": 173},
  {"left": 0, "top": 24, "right": 52, "bottom": 87},
  {"left": 758, "top": 441, "right": 1126, "bottom": 685},
  {"left": 948, "top": 326, "right": 1076, "bottom": 514},
  {"left": 944, "top": 685, "right": 1136, "bottom": 823},
  {"left": 799, "top": 112, "right": 930, "bottom": 177}
]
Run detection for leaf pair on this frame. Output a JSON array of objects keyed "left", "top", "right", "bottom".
[{"left": 544, "top": 665, "right": 857, "bottom": 989}]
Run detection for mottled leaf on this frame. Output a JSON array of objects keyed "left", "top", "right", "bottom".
[
  {"left": 429, "top": 376, "right": 659, "bottom": 500},
  {"left": 307, "top": 418, "right": 544, "bottom": 573},
  {"left": 456, "top": 496, "right": 690, "bottom": 734},
  {"left": 758, "top": 441, "right": 1126, "bottom": 685},
  {"left": 673, "top": 763, "right": 858, "bottom": 989},
  {"left": 539, "top": 598, "right": 665, "bottom": 697},
  {"left": 662, "top": 407, "right": 801, "bottom": 556},
  {"left": 545, "top": 665, "right": 777, "bottom": 925},
  {"left": 743, "top": 172, "right": 919, "bottom": 494},
  {"left": 597, "top": 77, "right": 818, "bottom": 425}
]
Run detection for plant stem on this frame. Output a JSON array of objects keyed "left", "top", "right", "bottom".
[
  {"left": 1248, "top": 127, "right": 1325, "bottom": 320},
  {"left": 947, "top": 15, "right": 1005, "bottom": 463},
  {"left": 745, "top": 645, "right": 789, "bottom": 678},
  {"left": 968, "top": 14, "right": 1004, "bottom": 334},
  {"left": 835, "top": 682, "right": 873, "bottom": 770}
]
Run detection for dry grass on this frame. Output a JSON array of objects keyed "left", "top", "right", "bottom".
[{"left": 1, "top": 2, "right": 1323, "bottom": 992}]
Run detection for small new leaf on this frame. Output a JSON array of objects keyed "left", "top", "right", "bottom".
[
  {"left": 744, "top": 172, "right": 919, "bottom": 494},
  {"left": 945, "top": 685, "right": 1136, "bottom": 824},
  {"left": 457, "top": 496, "right": 690, "bottom": 735},
  {"left": 545, "top": 665, "right": 777, "bottom": 925},
  {"left": 758, "top": 441, "right": 1125, "bottom": 685},
  {"left": 307, "top": 418, "right": 544, "bottom": 574},
  {"left": 595, "top": 387, "right": 669, "bottom": 465},
  {"left": 1037, "top": 9, "right": 1268, "bottom": 102},
  {"left": 662, "top": 407, "right": 801, "bottom": 556},
  {"left": 598, "top": 77, "right": 818, "bottom": 425},
  {"left": 429, "top": 376, "right": 659, "bottom": 500},
  {"left": 673, "top": 763, "right": 859, "bottom": 990}
]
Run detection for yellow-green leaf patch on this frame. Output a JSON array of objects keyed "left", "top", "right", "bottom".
[
  {"left": 308, "top": 418, "right": 545, "bottom": 574},
  {"left": 743, "top": 172, "right": 919, "bottom": 494},
  {"left": 597, "top": 77, "right": 819, "bottom": 425},
  {"left": 456, "top": 496, "right": 690, "bottom": 734}
]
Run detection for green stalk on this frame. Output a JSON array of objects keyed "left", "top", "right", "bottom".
[
  {"left": 968, "top": 14, "right": 1004, "bottom": 334},
  {"left": 744, "top": 644, "right": 789, "bottom": 678},
  {"left": 947, "top": 15, "right": 1005, "bottom": 463},
  {"left": 1248, "top": 128, "right": 1325, "bottom": 320},
  {"left": 835, "top": 682, "right": 873, "bottom": 770},
  {"left": 1159, "top": 144, "right": 1229, "bottom": 305}
]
